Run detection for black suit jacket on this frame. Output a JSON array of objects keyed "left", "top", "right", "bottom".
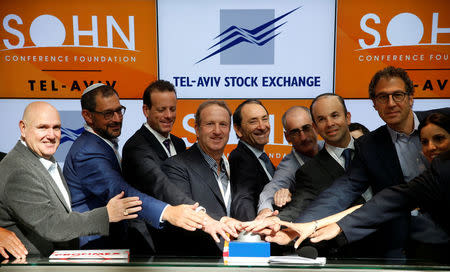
[
  {"left": 160, "top": 143, "right": 226, "bottom": 256},
  {"left": 296, "top": 108, "right": 450, "bottom": 257},
  {"left": 122, "top": 124, "right": 190, "bottom": 205},
  {"left": 229, "top": 141, "right": 273, "bottom": 221},
  {"left": 121, "top": 125, "right": 191, "bottom": 255},
  {"left": 279, "top": 147, "right": 364, "bottom": 222},
  {"left": 338, "top": 150, "right": 450, "bottom": 258},
  {"left": 0, "top": 152, "right": 6, "bottom": 162}
]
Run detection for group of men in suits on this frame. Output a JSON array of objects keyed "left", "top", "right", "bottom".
[
  {"left": 261, "top": 66, "right": 450, "bottom": 260},
  {"left": 1, "top": 66, "right": 450, "bottom": 260}
]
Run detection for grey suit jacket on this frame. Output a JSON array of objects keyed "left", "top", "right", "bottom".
[
  {"left": 257, "top": 150, "right": 301, "bottom": 212},
  {"left": 0, "top": 142, "right": 109, "bottom": 256}
]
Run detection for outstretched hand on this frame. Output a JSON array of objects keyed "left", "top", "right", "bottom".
[
  {"left": 163, "top": 202, "right": 205, "bottom": 231},
  {"left": 278, "top": 221, "right": 316, "bottom": 249},
  {"left": 202, "top": 214, "right": 239, "bottom": 243},
  {"left": 241, "top": 214, "right": 281, "bottom": 234},
  {"left": 264, "top": 228, "right": 298, "bottom": 245},
  {"left": 309, "top": 222, "right": 342, "bottom": 243}
]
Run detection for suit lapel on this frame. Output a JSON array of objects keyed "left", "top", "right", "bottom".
[
  {"left": 374, "top": 126, "right": 404, "bottom": 185},
  {"left": 15, "top": 142, "right": 72, "bottom": 212},
  {"left": 140, "top": 125, "right": 169, "bottom": 161},
  {"left": 188, "top": 144, "right": 227, "bottom": 209},
  {"left": 238, "top": 141, "right": 270, "bottom": 180},
  {"left": 170, "top": 134, "right": 186, "bottom": 154}
]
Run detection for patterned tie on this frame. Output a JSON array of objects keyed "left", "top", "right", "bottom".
[
  {"left": 342, "top": 148, "right": 353, "bottom": 170},
  {"left": 163, "top": 139, "right": 171, "bottom": 156},
  {"left": 259, "top": 152, "right": 275, "bottom": 177}
]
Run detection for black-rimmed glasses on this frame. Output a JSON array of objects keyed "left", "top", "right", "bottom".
[
  {"left": 91, "top": 106, "right": 126, "bottom": 120},
  {"left": 374, "top": 92, "right": 409, "bottom": 104}
]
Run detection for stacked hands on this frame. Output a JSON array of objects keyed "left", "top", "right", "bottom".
[
  {"left": 0, "top": 190, "right": 348, "bottom": 260},
  {"left": 107, "top": 191, "right": 244, "bottom": 243},
  {"left": 106, "top": 192, "right": 333, "bottom": 247}
]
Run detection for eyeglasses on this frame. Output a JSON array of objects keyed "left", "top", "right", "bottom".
[
  {"left": 374, "top": 92, "right": 409, "bottom": 104},
  {"left": 287, "top": 124, "right": 313, "bottom": 137},
  {"left": 91, "top": 106, "right": 126, "bottom": 120}
]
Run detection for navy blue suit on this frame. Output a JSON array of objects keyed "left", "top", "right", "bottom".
[{"left": 63, "top": 131, "right": 167, "bottom": 248}]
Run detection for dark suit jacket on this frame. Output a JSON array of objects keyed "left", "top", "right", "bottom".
[
  {"left": 0, "top": 152, "right": 6, "bottom": 162},
  {"left": 63, "top": 131, "right": 167, "bottom": 248},
  {"left": 161, "top": 143, "right": 227, "bottom": 256},
  {"left": 296, "top": 109, "right": 450, "bottom": 257},
  {"left": 122, "top": 124, "right": 190, "bottom": 205},
  {"left": 338, "top": 150, "right": 450, "bottom": 258},
  {"left": 0, "top": 142, "right": 109, "bottom": 256},
  {"left": 229, "top": 141, "right": 273, "bottom": 221},
  {"left": 339, "top": 150, "right": 450, "bottom": 235},
  {"left": 121, "top": 125, "right": 191, "bottom": 254},
  {"left": 279, "top": 147, "right": 364, "bottom": 222}
]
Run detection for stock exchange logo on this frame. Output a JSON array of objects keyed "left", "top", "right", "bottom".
[
  {"left": 60, "top": 127, "right": 84, "bottom": 144},
  {"left": 55, "top": 111, "right": 84, "bottom": 164},
  {"left": 196, "top": 7, "right": 300, "bottom": 65}
]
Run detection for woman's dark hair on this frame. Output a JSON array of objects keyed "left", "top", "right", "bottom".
[{"left": 418, "top": 113, "right": 450, "bottom": 137}]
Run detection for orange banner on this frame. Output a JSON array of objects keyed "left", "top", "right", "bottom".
[
  {"left": 335, "top": 0, "right": 450, "bottom": 98},
  {"left": 172, "top": 99, "right": 314, "bottom": 166},
  {"left": 0, "top": 0, "right": 158, "bottom": 98}
]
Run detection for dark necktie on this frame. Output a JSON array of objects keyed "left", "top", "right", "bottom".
[
  {"left": 163, "top": 139, "right": 171, "bottom": 156},
  {"left": 342, "top": 148, "right": 353, "bottom": 170},
  {"left": 260, "top": 152, "right": 275, "bottom": 177}
]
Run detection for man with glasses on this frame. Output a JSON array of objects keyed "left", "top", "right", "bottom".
[
  {"left": 64, "top": 83, "right": 206, "bottom": 250},
  {"left": 256, "top": 106, "right": 323, "bottom": 219},
  {"left": 274, "top": 66, "right": 450, "bottom": 258}
]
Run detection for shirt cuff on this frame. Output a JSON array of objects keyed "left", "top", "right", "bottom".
[
  {"left": 159, "top": 204, "right": 170, "bottom": 223},
  {"left": 257, "top": 201, "right": 274, "bottom": 213},
  {"left": 196, "top": 206, "right": 206, "bottom": 213}
]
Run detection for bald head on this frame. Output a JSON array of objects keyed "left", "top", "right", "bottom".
[{"left": 20, "top": 102, "right": 61, "bottom": 159}]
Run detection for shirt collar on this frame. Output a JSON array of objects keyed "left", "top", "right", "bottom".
[
  {"left": 293, "top": 140, "right": 325, "bottom": 161},
  {"left": 84, "top": 124, "right": 119, "bottom": 148},
  {"left": 325, "top": 136, "right": 355, "bottom": 158},
  {"left": 387, "top": 112, "right": 420, "bottom": 141},
  {"left": 241, "top": 140, "right": 264, "bottom": 158},
  {"left": 144, "top": 122, "right": 171, "bottom": 142},
  {"left": 198, "top": 144, "right": 229, "bottom": 175},
  {"left": 20, "top": 139, "right": 57, "bottom": 170}
]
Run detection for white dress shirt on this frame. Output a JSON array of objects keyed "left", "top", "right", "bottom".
[{"left": 144, "top": 123, "right": 177, "bottom": 157}]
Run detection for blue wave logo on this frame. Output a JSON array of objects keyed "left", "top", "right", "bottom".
[
  {"left": 60, "top": 127, "right": 84, "bottom": 144},
  {"left": 196, "top": 7, "right": 301, "bottom": 64}
]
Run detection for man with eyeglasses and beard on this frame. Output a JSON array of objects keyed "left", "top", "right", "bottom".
[{"left": 64, "top": 83, "right": 206, "bottom": 251}]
